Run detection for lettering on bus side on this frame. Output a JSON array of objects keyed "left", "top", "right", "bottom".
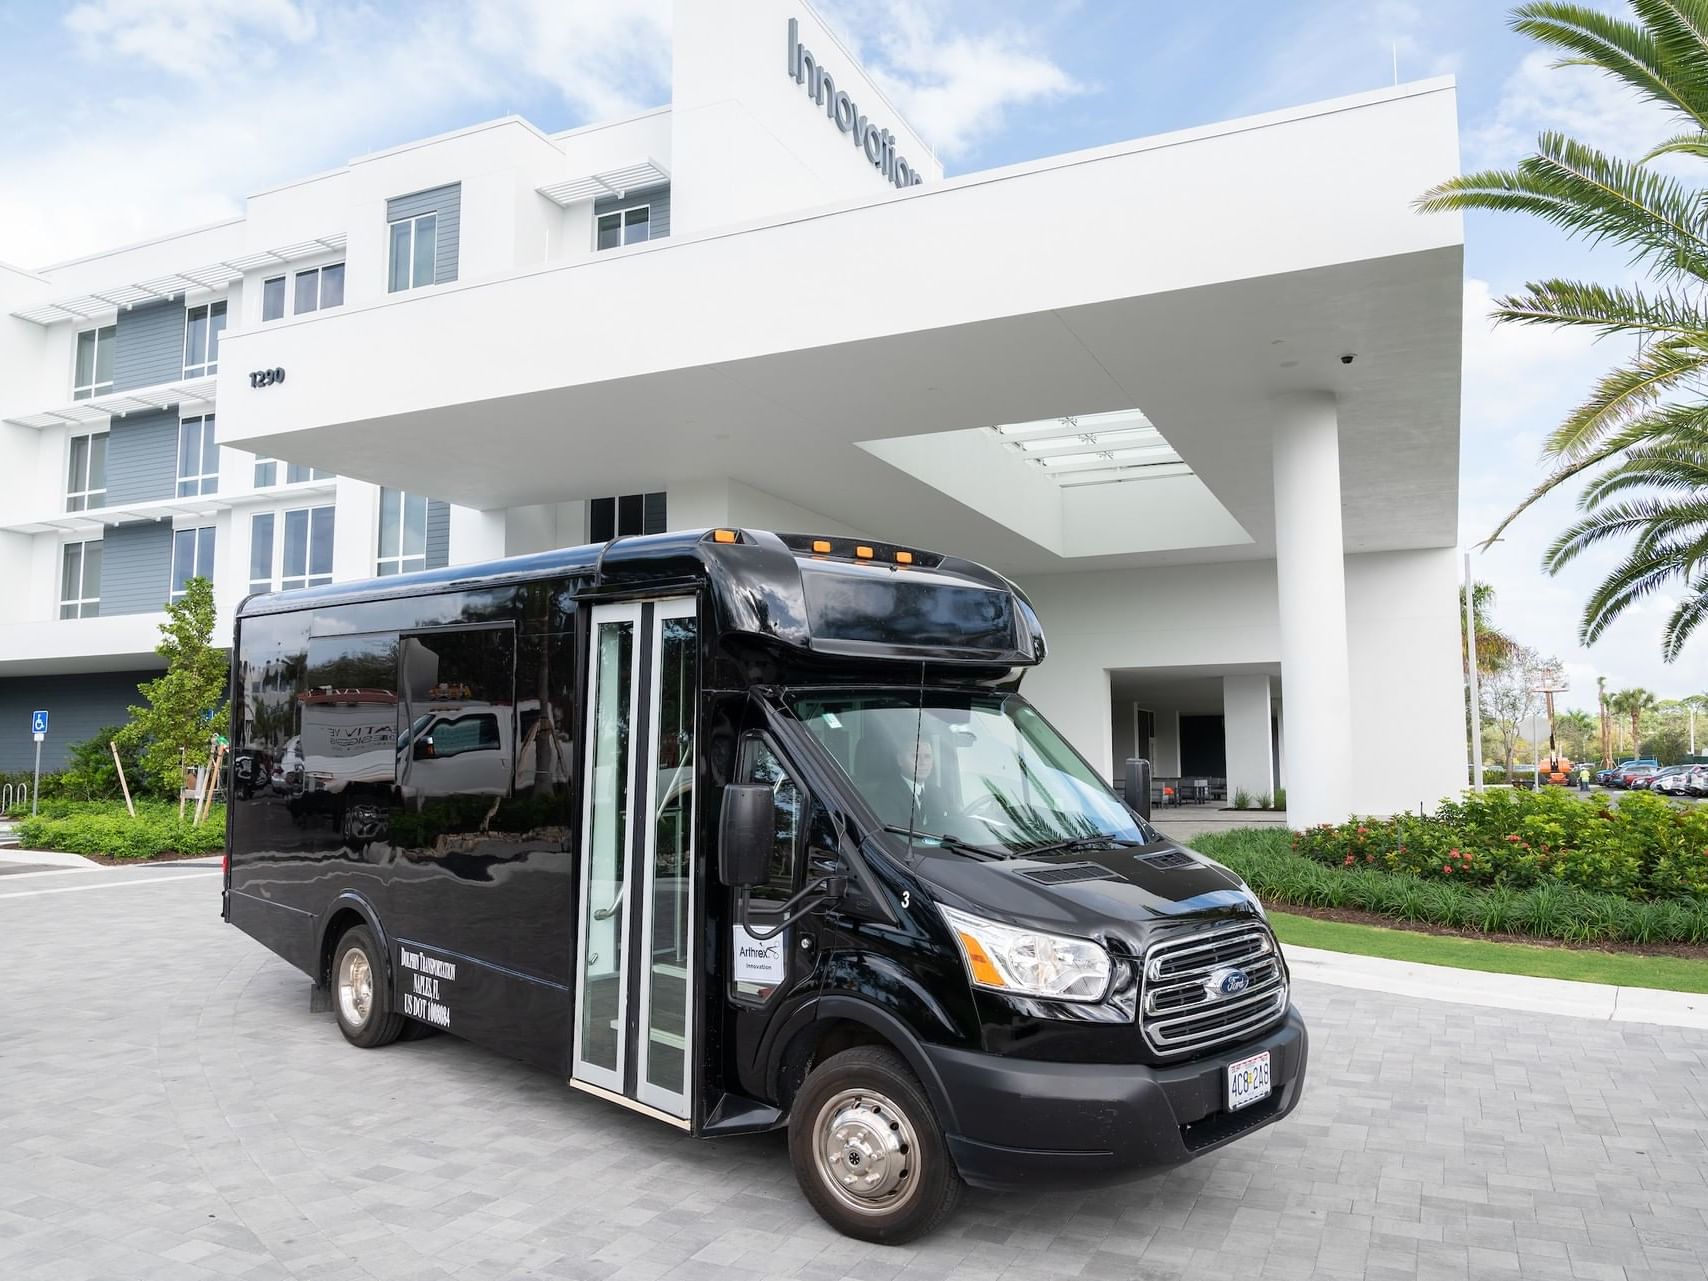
[{"left": 398, "top": 944, "right": 457, "bottom": 1028}]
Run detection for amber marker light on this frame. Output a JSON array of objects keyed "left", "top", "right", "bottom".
[
  {"left": 712, "top": 529, "right": 738, "bottom": 543},
  {"left": 811, "top": 539, "right": 832, "bottom": 553},
  {"left": 855, "top": 545, "right": 874, "bottom": 559},
  {"left": 895, "top": 550, "right": 914, "bottom": 564},
  {"left": 955, "top": 929, "right": 1006, "bottom": 988}
]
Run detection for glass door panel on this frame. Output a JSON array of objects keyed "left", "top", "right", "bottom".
[
  {"left": 572, "top": 607, "right": 638, "bottom": 1092},
  {"left": 636, "top": 603, "right": 697, "bottom": 1114}
]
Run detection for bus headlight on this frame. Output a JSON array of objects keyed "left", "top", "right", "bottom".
[{"left": 939, "top": 905, "right": 1111, "bottom": 1003}]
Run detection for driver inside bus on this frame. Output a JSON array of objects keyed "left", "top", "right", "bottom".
[{"left": 858, "top": 729, "right": 948, "bottom": 831}]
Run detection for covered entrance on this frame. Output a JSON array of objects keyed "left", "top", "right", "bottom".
[{"left": 1109, "top": 664, "right": 1283, "bottom": 807}]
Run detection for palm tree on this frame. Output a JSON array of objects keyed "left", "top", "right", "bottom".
[
  {"left": 1598, "top": 675, "right": 1613, "bottom": 767},
  {"left": 1416, "top": 1, "right": 1708, "bottom": 662},
  {"left": 1609, "top": 687, "right": 1659, "bottom": 757},
  {"left": 1460, "top": 581, "right": 1520, "bottom": 677}
]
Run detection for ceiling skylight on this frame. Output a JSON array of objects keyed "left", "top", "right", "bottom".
[{"left": 990, "top": 408, "right": 1188, "bottom": 487}]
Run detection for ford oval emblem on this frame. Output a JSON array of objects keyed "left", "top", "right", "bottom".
[{"left": 1207, "top": 967, "right": 1250, "bottom": 999}]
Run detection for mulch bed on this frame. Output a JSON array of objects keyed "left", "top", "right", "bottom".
[{"left": 1273, "top": 900, "right": 1708, "bottom": 963}]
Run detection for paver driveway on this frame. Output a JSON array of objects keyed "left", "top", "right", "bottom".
[{"left": 2, "top": 865, "right": 1706, "bottom": 1281}]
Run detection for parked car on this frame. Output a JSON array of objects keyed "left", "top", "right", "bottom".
[
  {"left": 1651, "top": 765, "right": 1692, "bottom": 795},
  {"left": 1687, "top": 765, "right": 1708, "bottom": 797},
  {"left": 1615, "top": 763, "right": 1659, "bottom": 788}
]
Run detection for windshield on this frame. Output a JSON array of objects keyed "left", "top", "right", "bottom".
[{"left": 788, "top": 690, "right": 1156, "bottom": 856}]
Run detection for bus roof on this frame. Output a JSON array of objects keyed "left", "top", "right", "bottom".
[{"left": 237, "top": 528, "right": 1046, "bottom": 669}]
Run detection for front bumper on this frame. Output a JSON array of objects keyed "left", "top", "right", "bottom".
[{"left": 927, "top": 1006, "right": 1308, "bottom": 1189}]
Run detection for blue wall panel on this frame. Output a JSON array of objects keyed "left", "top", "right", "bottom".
[
  {"left": 112, "top": 298, "right": 185, "bottom": 391},
  {"left": 0, "top": 669, "right": 162, "bottom": 772}
]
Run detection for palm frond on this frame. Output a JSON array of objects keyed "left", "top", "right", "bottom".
[
  {"left": 1543, "top": 339, "right": 1708, "bottom": 462},
  {"left": 1663, "top": 569, "right": 1708, "bottom": 658},
  {"left": 1643, "top": 129, "right": 1708, "bottom": 160},
  {"left": 1581, "top": 450, "right": 1708, "bottom": 503},
  {"left": 1512, "top": 3, "right": 1704, "bottom": 127},
  {"left": 1544, "top": 498, "right": 1692, "bottom": 570},
  {"left": 1481, "top": 402, "right": 1708, "bottom": 548},
  {"left": 1491, "top": 278, "right": 1708, "bottom": 335},
  {"left": 1578, "top": 541, "right": 1692, "bottom": 642},
  {"left": 1417, "top": 134, "right": 1708, "bottom": 278}
]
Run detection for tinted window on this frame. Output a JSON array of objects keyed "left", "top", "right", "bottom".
[
  {"left": 302, "top": 633, "right": 400, "bottom": 790},
  {"left": 740, "top": 734, "right": 803, "bottom": 903},
  {"left": 397, "top": 627, "right": 515, "bottom": 801}
]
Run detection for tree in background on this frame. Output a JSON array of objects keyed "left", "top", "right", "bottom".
[
  {"left": 1598, "top": 675, "right": 1612, "bottom": 768},
  {"left": 1461, "top": 581, "right": 1520, "bottom": 678},
  {"left": 1555, "top": 708, "right": 1598, "bottom": 762},
  {"left": 1483, "top": 646, "right": 1552, "bottom": 782},
  {"left": 117, "top": 577, "right": 229, "bottom": 795},
  {"left": 1609, "top": 687, "right": 1659, "bottom": 759},
  {"left": 1647, "top": 698, "right": 1694, "bottom": 762},
  {"left": 1417, "top": 1, "right": 1708, "bottom": 663}
]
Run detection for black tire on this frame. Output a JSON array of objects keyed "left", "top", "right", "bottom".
[
  {"left": 330, "top": 925, "right": 404, "bottom": 1049},
  {"left": 787, "top": 1046, "right": 961, "bottom": 1244}
]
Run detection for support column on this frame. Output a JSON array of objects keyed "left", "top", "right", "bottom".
[
  {"left": 1272, "top": 392, "right": 1353, "bottom": 825},
  {"left": 1222, "top": 674, "right": 1275, "bottom": 802},
  {"left": 447, "top": 505, "right": 506, "bottom": 566}
]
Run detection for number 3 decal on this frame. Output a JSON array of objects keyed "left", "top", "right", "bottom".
[{"left": 900, "top": 890, "right": 910, "bottom": 909}]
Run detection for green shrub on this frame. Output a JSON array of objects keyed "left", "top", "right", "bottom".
[
  {"left": 1231, "top": 788, "right": 1253, "bottom": 810},
  {"left": 1271, "top": 787, "right": 1287, "bottom": 811},
  {"left": 15, "top": 800, "right": 225, "bottom": 859},
  {"left": 1291, "top": 787, "right": 1708, "bottom": 900},
  {"left": 1195, "top": 827, "right": 1708, "bottom": 947}
]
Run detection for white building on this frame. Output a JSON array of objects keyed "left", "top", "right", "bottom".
[{"left": 0, "top": 0, "right": 1466, "bottom": 825}]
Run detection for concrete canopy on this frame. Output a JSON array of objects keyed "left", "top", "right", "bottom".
[{"left": 219, "top": 79, "right": 1462, "bottom": 578}]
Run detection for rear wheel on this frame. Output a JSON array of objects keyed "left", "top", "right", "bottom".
[
  {"left": 332, "top": 925, "right": 404, "bottom": 1049},
  {"left": 787, "top": 1046, "right": 961, "bottom": 1244}
]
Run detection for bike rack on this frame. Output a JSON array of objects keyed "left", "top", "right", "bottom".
[{"left": 1, "top": 781, "right": 28, "bottom": 815}]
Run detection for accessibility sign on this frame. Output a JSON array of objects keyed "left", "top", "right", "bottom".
[{"left": 31, "top": 709, "right": 47, "bottom": 738}]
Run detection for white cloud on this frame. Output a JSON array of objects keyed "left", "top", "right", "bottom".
[
  {"left": 1466, "top": 50, "right": 1680, "bottom": 170},
  {"left": 1, "top": 1, "right": 673, "bottom": 268},
  {"left": 65, "top": 0, "right": 317, "bottom": 73},
  {"left": 825, "top": 0, "right": 1082, "bottom": 161}
]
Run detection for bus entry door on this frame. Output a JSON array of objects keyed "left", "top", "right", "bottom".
[{"left": 571, "top": 598, "right": 699, "bottom": 1123}]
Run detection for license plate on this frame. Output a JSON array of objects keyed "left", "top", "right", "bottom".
[{"left": 1226, "top": 1050, "right": 1271, "bottom": 1111}]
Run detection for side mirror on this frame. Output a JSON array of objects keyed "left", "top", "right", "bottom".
[
  {"left": 413, "top": 736, "right": 436, "bottom": 761},
  {"left": 719, "top": 783, "right": 774, "bottom": 887},
  {"left": 1124, "top": 757, "right": 1152, "bottom": 821}
]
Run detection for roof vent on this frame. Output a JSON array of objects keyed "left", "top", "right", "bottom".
[{"left": 1138, "top": 849, "right": 1196, "bottom": 870}]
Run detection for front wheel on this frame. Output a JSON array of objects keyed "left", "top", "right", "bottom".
[{"left": 787, "top": 1046, "right": 961, "bottom": 1244}]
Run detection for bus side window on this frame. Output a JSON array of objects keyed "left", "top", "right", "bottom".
[{"left": 739, "top": 734, "right": 803, "bottom": 905}]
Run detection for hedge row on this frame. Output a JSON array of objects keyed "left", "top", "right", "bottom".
[
  {"left": 1291, "top": 788, "right": 1708, "bottom": 900},
  {"left": 16, "top": 800, "right": 226, "bottom": 860},
  {"left": 1195, "top": 829, "right": 1708, "bottom": 946}
]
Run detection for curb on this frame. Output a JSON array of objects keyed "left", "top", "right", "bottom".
[{"left": 1283, "top": 942, "right": 1708, "bottom": 1031}]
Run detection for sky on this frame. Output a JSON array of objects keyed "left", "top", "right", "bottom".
[{"left": 0, "top": 0, "right": 1699, "bottom": 710}]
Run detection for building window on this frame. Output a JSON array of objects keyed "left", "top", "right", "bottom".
[
  {"left": 66, "top": 433, "right": 107, "bottom": 512},
  {"left": 249, "top": 512, "right": 274, "bottom": 594},
  {"left": 281, "top": 505, "right": 335, "bottom": 591},
  {"left": 294, "top": 263, "right": 345, "bottom": 314},
  {"left": 170, "top": 526, "right": 216, "bottom": 602},
  {"left": 254, "top": 456, "right": 331, "bottom": 487},
  {"left": 377, "top": 488, "right": 428, "bottom": 576},
  {"left": 262, "top": 276, "right": 286, "bottom": 322},
  {"left": 183, "top": 301, "right": 227, "bottom": 378},
  {"left": 249, "top": 506, "right": 333, "bottom": 592},
  {"left": 73, "top": 325, "right": 116, "bottom": 399},
  {"left": 596, "top": 205, "right": 650, "bottom": 251},
  {"left": 589, "top": 492, "right": 666, "bottom": 542},
  {"left": 60, "top": 540, "right": 101, "bottom": 619},
  {"left": 177, "top": 415, "right": 219, "bottom": 497},
  {"left": 388, "top": 212, "right": 438, "bottom": 292}
]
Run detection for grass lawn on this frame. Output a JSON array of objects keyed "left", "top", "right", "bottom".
[{"left": 1271, "top": 911, "right": 1708, "bottom": 994}]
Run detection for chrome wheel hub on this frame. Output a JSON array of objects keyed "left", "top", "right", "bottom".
[
  {"left": 813, "top": 1089, "right": 920, "bottom": 1213},
  {"left": 337, "top": 947, "right": 373, "bottom": 1029}
]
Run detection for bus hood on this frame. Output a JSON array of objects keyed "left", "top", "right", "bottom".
[{"left": 907, "top": 839, "right": 1263, "bottom": 943}]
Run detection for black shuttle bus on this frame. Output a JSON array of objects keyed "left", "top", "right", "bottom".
[{"left": 225, "top": 528, "right": 1307, "bottom": 1242}]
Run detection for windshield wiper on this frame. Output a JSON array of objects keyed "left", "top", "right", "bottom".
[
  {"left": 881, "top": 824, "right": 1007, "bottom": 861},
  {"left": 1020, "top": 834, "right": 1148, "bottom": 858}
]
